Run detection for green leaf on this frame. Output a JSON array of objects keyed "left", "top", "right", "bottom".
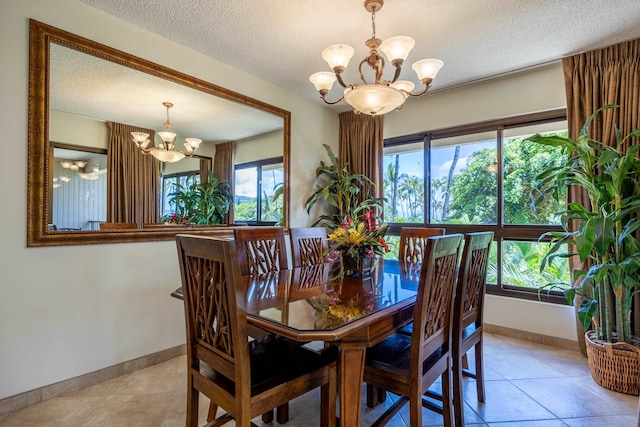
[
  {"left": 564, "top": 288, "right": 576, "bottom": 305},
  {"left": 577, "top": 299, "right": 598, "bottom": 331}
]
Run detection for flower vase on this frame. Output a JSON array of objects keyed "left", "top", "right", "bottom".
[{"left": 342, "top": 253, "right": 374, "bottom": 278}]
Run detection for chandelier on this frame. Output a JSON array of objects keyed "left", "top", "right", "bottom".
[
  {"left": 130, "top": 102, "right": 202, "bottom": 163},
  {"left": 309, "top": 0, "right": 443, "bottom": 116}
]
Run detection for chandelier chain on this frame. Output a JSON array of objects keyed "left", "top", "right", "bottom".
[{"left": 371, "top": 9, "right": 376, "bottom": 40}]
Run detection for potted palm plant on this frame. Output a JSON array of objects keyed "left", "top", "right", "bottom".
[{"left": 529, "top": 104, "right": 640, "bottom": 395}]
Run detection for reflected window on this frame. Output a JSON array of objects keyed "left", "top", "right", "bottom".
[
  {"left": 161, "top": 172, "right": 200, "bottom": 219},
  {"left": 234, "top": 157, "right": 283, "bottom": 224}
]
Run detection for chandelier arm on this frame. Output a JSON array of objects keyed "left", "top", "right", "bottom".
[
  {"left": 357, "top": 58, "right": 370, "bottom": 85},
  {"left": 390, "top": 64, "right": 402, "bottom": 84},
  {"left": 404, "top": 78, "right": 434, "bottom": 97},
  {"left": 335, "top": 73, "right": 349, "bottom": 88},
  {"left": 322, "top": 95, "right": 346, "bottom": 105},
  {"left": 374, "top": 55, "right": 385, "bottom": 84}
]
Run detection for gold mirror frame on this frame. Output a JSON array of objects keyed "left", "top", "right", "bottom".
[{"left": 28, "top": 19, "right": 290, "bottom": 246}]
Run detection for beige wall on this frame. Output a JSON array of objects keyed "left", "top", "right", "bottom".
[
  {"left": 235, "top": 130, "right": 283, "bottom": 164},
  {"left": 50, "top": 111, "right": 108, "bottom": 149},
  {"left": 0, "top": 0, "right": 575, "bottom": 401}
]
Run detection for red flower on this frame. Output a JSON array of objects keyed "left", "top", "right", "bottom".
[
  {"left": 362, "top": 210, "right": 378, "bottom": 232},
  {"left": 340, "top": 215, "right": 354, "bottom": 229},
  {"left": 378, "top": 237, "right": 390, "bottom": 253}
]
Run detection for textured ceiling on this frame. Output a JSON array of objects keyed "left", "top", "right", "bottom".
[
  {"left": 50, "top": 44, "right": 283, "bottom": 143},
  {"left": 77, "top": 0, "right": 640, "bottom": 111}
]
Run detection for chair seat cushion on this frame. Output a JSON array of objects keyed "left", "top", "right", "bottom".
[
  {"left": 365, "top": 333, "right": 445, "bottom": 383},
  {"left": 398, "top": 322, "right": 480, "bottom": 340},
  {"left": 201, "top": 335, "right": 336, "bottom": 396}
]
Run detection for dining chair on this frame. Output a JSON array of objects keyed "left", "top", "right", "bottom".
[
  {"left": 176, "top": 234, "right": 337, "bottom": 427},
  {"left": 233, "top": 226, "right": 292, "bottom": 422},
  {"left": 363, "top": 233, "right": 463, "bottom": 427},
  {"left": 289, "top": 227, "right": 328, "bottom": 267},
  {"left": 398, "top": 227, "right": 446, "bottom": 264},
  {"left": 450, "top": 231, "right": 493, "bottom": 427},
  {"left": 234, "top": 227, "right": 288, "bottom": 275}
]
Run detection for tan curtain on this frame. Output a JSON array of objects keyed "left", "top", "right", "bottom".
[
  {"left": 199, "top": 157, "right": 212, "bottom": 183},
  {"left": 338, "top": 112, "right": 384, "bottom": 206},
  {"left": 106, "top": 122, "right": 161, "bottom": 224},
  {"left": 212, "top": 141, "right": 235, "bottom": 224},
  {"left": 562, "top": 38, "right": 640, "bottom": 352}
]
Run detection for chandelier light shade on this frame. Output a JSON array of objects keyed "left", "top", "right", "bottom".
[
  {"left": 131, "top": 102, "right": 202, "bottom": 163},
  {"left": 310, "top": 0, "right": 443, "bottom": 115}
]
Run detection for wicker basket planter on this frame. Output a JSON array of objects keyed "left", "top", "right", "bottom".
[{"left": 585, "top": 331, "right": 640, "bottom": 395}]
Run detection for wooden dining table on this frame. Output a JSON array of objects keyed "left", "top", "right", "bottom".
[{"left": 172, "top": 258, "right": 419, "bottom": 427}]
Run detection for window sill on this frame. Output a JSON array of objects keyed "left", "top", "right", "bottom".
[{"left": 486, "top": 284, "right": 569, "bottom": 305}]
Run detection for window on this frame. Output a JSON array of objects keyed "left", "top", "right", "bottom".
[
  {"left": 430, "top": 132, "right": 497, "bottom": 224},
  {"left": 161, "top": 172, "right": 200, "bottom": 219},
  {"left": 234, "top": 157, "right": 284, "bottom": 224},
  {"left": 383, "top": 109, "right": 570, "bottom": 303}
]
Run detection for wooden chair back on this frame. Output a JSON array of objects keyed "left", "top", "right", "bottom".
[
  {"left": 398, "top": 227, "right": 446, "bottom": 264},
  {"left": 412, "top": 233, "right": 463, "bottom": 365},
  {"left": 363, "top": 233, "right": 462, "bottom": 426},
  {"left": 451, "top": 231, "right": 493, "bottom": 426},
  {"left": 289, "top": 227, "right": 328, "bottom": 267},
  {"left": 456, "top": 232, "right": 493, "bottom": 334},
  {"left": 234, "top": 227, "right": 288, "bottom": 275},
  {"left": 175, "top": 235, "right": 249, "bottom": 424},
  {"left": 100, "top": 222, "right": 137, "bottom": 230}
]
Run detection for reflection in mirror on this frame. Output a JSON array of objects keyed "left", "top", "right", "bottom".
[
  {"left": 234, "top": 130, "right": 285, "bottom": 224},
  {"left": 160, "top": 156, "right": 208, "bottom": 221},
  {"left": 28, "top": 19, "right": 290, "bottom": 246},
  {"left": 51, "top": 145, "right": 108, "bottom": 230}
]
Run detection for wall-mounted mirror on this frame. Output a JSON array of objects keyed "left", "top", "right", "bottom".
[{"left": 28, "top": 20, "right": 290, "bottom": 246}]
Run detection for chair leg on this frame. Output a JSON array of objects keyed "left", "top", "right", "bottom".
[
  {"left": 320, "top": 367, "right": 337, "bottom": 427},
  {"left": 441, "top": 365, "right": 454, "bottom": 427},
  {"left": 408, "top": 388, "right": 423, "bottom": 427},
  {"left": 262, "top": 409, "right": 274, "bottom": 423},
  {"left": 475, "top": 340, "right": 485, "bottom": 402},
  {"left": 276, "top": 403, "right": 289, "bottom": 424},
  {"left": 453, "top": 352, "right": 465, "bottom": 427},
  {"left": 461, "top": 352, "right": 469, "bottom": 370},
  {"left": 186, "top": 385, "right": 199, "bottom": 427},
  {"left": 206, "top": 401, "right": 218, "bottom": 422},
  {"left": 366, "top": 384, "right": 387, "bottom": 408}
]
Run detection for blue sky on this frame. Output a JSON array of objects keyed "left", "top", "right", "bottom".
[{"left": 383, "top": 141, "right": 495, "bottom": 181}]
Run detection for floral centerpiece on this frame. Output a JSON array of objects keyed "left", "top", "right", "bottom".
[
  {"left": 327, "top": 210, "right": 390, "bottom": 275},
  {"left": 163, "top": 212, "right": 191, "bottom": 225}
]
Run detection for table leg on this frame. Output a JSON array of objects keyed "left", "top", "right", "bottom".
[{"left": 339, "top": 344, "right": 366, "bottom": 427}]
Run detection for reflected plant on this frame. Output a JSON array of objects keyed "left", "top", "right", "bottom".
[{"left": 166, "top": 172, "right": 231, "bottom": 225}]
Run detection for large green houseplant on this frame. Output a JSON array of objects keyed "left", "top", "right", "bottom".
[
  {"left": 530, "top": 105, "right": 640, "bottom": 344},
  {"left": 529, "top": 105, "right": 640, "bottom": 394},
  {"left": 304, "top": 144, "right": 383, "bottom": 229},
  {"left": 166, "top": 172, "right": 232, "bottom": 225}
]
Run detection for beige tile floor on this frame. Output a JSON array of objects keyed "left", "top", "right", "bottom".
[{"left": 0, "top": 333, "right": 638, "bottom": 426}]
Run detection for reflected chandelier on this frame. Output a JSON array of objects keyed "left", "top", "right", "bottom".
[
  {"left": 131, "top": 102, "right": 202, "bottom": 163},
  {"left": 309, "top": 0, "right": 443, "bottom": 116}
]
